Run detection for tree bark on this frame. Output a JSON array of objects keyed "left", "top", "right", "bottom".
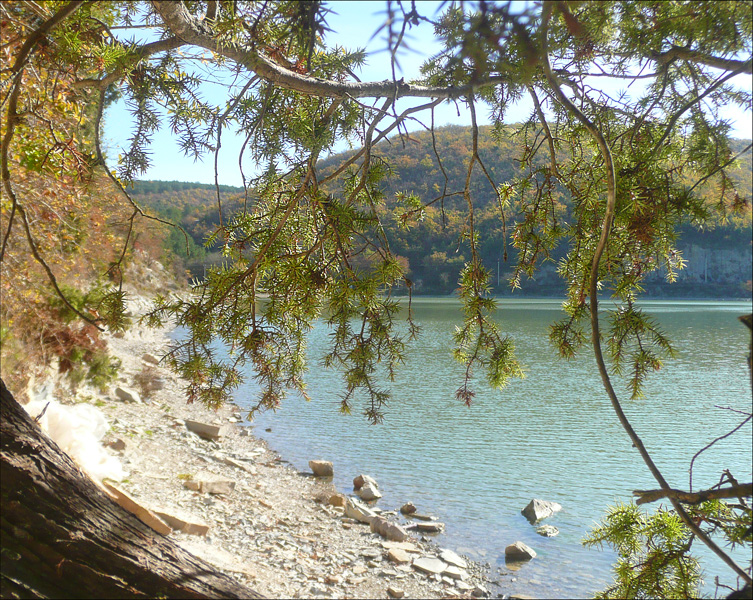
[{"left": 0, "top": 379, "right": 262, "bottom": 599}]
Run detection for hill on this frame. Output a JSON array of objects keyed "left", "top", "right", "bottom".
[{"left": 136, "top": 125, "right": 752, "bottom": 297}]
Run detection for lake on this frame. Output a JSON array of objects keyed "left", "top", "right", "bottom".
[{"left": 228, "top": 298, "right": 752, "bottom": 598}]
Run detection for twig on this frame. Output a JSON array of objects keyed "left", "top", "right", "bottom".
[
  {"left": 34, "top": 402, "right": 51, "bottom": 423},
  {"left": 689, "top": 414, "right": 752, "bottom": 491}
]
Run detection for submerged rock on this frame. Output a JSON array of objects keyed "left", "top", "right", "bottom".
[
  {"left": 536, "top": 524, "right": 559, "bottom": 537},
  {"left": 439, "top": 549, "right": 467, "bottom": 569},
  {"left": 406, "top": 521, "right": 444, "bottom": 533}
]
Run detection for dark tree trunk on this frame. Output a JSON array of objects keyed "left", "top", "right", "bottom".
[{"left": 0, "top": 379, "right": 262, "bottom": 599}]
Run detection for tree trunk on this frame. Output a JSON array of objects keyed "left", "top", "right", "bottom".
[{"left": 0, "top": 379, "right": 262, "bottom": 599}]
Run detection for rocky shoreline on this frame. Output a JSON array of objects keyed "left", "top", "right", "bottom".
[{"left": 44, "top": 294, "right": 503, "bottom": 599}]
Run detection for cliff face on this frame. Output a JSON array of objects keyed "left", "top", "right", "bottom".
[
  {"left": 642, "top": 232, "right": 752, "bottom": 298},
  {"left": 673, "top": 243, "right": 752, "bottom": 286},
  {"left": 496, "top": 236, "right": 752, "bottom": 299}
]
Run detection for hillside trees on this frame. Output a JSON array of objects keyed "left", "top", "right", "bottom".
[{"left": 2, "top": 1, "right": 752, "bottom": 597}]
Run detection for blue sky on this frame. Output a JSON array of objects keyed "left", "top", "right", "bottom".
[{"left": 103, "top": 1, "right": 752, "bottom": 187}]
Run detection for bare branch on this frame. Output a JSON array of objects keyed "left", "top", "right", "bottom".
[
  {"left": 634, "top": 483, "right": 753, "bottom": 506},
  {"left": 689, "top": 413, "right": 753, "bottom": 491}
]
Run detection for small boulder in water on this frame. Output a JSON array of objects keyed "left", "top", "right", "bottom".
[
  {"left": 309, "top": 460, "right": 333, "bottom": 477},
  {"left": 358, "top": 480, "right": 383, "bottom": 501},
  {"left": 505, "top": 541, "right": 537, "bottom": 560},
  {"left": 521, "top": 498, "right": 561, "bottom": 523}
]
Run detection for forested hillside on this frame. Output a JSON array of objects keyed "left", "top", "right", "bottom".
[{"left": 140, "top": 125, "right": 752, "bottom": 297}]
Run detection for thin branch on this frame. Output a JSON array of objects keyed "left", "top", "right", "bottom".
[
  {"left": 73, "top": 37, "right": 186, "bottom": 89},
  {"left": 651, "top": 67, "right": 749, "bottom": 156},
  {"left": 689, "top": 414, "right": 753, "bottom": 492},
  {"left": 652, "top": 46, "right": 753, "bottom": 74},
  {"left": 16, "top": 202, "right": 101, "bottom": 328},
  {"left": 0, "top": 193, "right": 16, "bottom": 263},
  {"left": 212, "top": 76, "right": 258, "bottom": 231},
  {"left": 688, "top": 143, "right": 753, "bottom": 195},
  {"left": 634, "top": 483, "right": 753, "bottom": 506},
  {"left": 527, "top": 83, "right": 559, "bottom": 176}
]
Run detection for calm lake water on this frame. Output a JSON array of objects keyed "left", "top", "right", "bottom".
[{"left": 227, "top": 298, "right": 752, "bottom": 598}]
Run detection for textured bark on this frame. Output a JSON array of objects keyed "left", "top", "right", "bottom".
[{"left": 0, "top": 379, "right": 262, "bottom": 599}]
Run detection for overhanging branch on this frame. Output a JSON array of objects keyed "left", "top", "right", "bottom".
[{"left": 150, "top": 0, "right": 505, "bottom": 99}]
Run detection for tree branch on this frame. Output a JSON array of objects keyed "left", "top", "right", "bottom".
[
  {"left": 9, "top": 1, "right": 86, "bottom": 75},
  {"left": 150, "top": 0, "right": 506, "bottom": 100},
  {"left": 634, "top": 483, "right": 753, "bottom": 506},
  {"left": 74, "top": 37, "right": 187, "bottom": 89},
  {"left": 652, "top": 46, "right": 753, "bottom": 74},
  {"left": 541, "top": 0, "right": 752, "bottom": 586}
]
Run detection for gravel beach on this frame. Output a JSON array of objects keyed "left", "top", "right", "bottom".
[{"left": 47, "top": 293, "right": 496, "bottom": 599}]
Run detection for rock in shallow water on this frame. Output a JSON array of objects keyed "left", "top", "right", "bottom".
[
  {"left": 353, "top": 473, "right": 378, "bottom": 490},
  {"left": 308, "top": 460, "right": 333, "bottom": 477},
  {"left": 399, "top": 502, "right": 417, "bottom": 515},
  {"left": 505, "top": 541, "right": 537, "bottom": 560},
  {"left": 521, "top": 498, "right": 562, "bottom": 523},
  {"left": 358, "top": 481, "right": 383, "bottom": 500}
]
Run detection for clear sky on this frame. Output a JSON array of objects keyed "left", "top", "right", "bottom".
[{"left": 103, "top": 1, "right": 752, "bottom": 187}]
